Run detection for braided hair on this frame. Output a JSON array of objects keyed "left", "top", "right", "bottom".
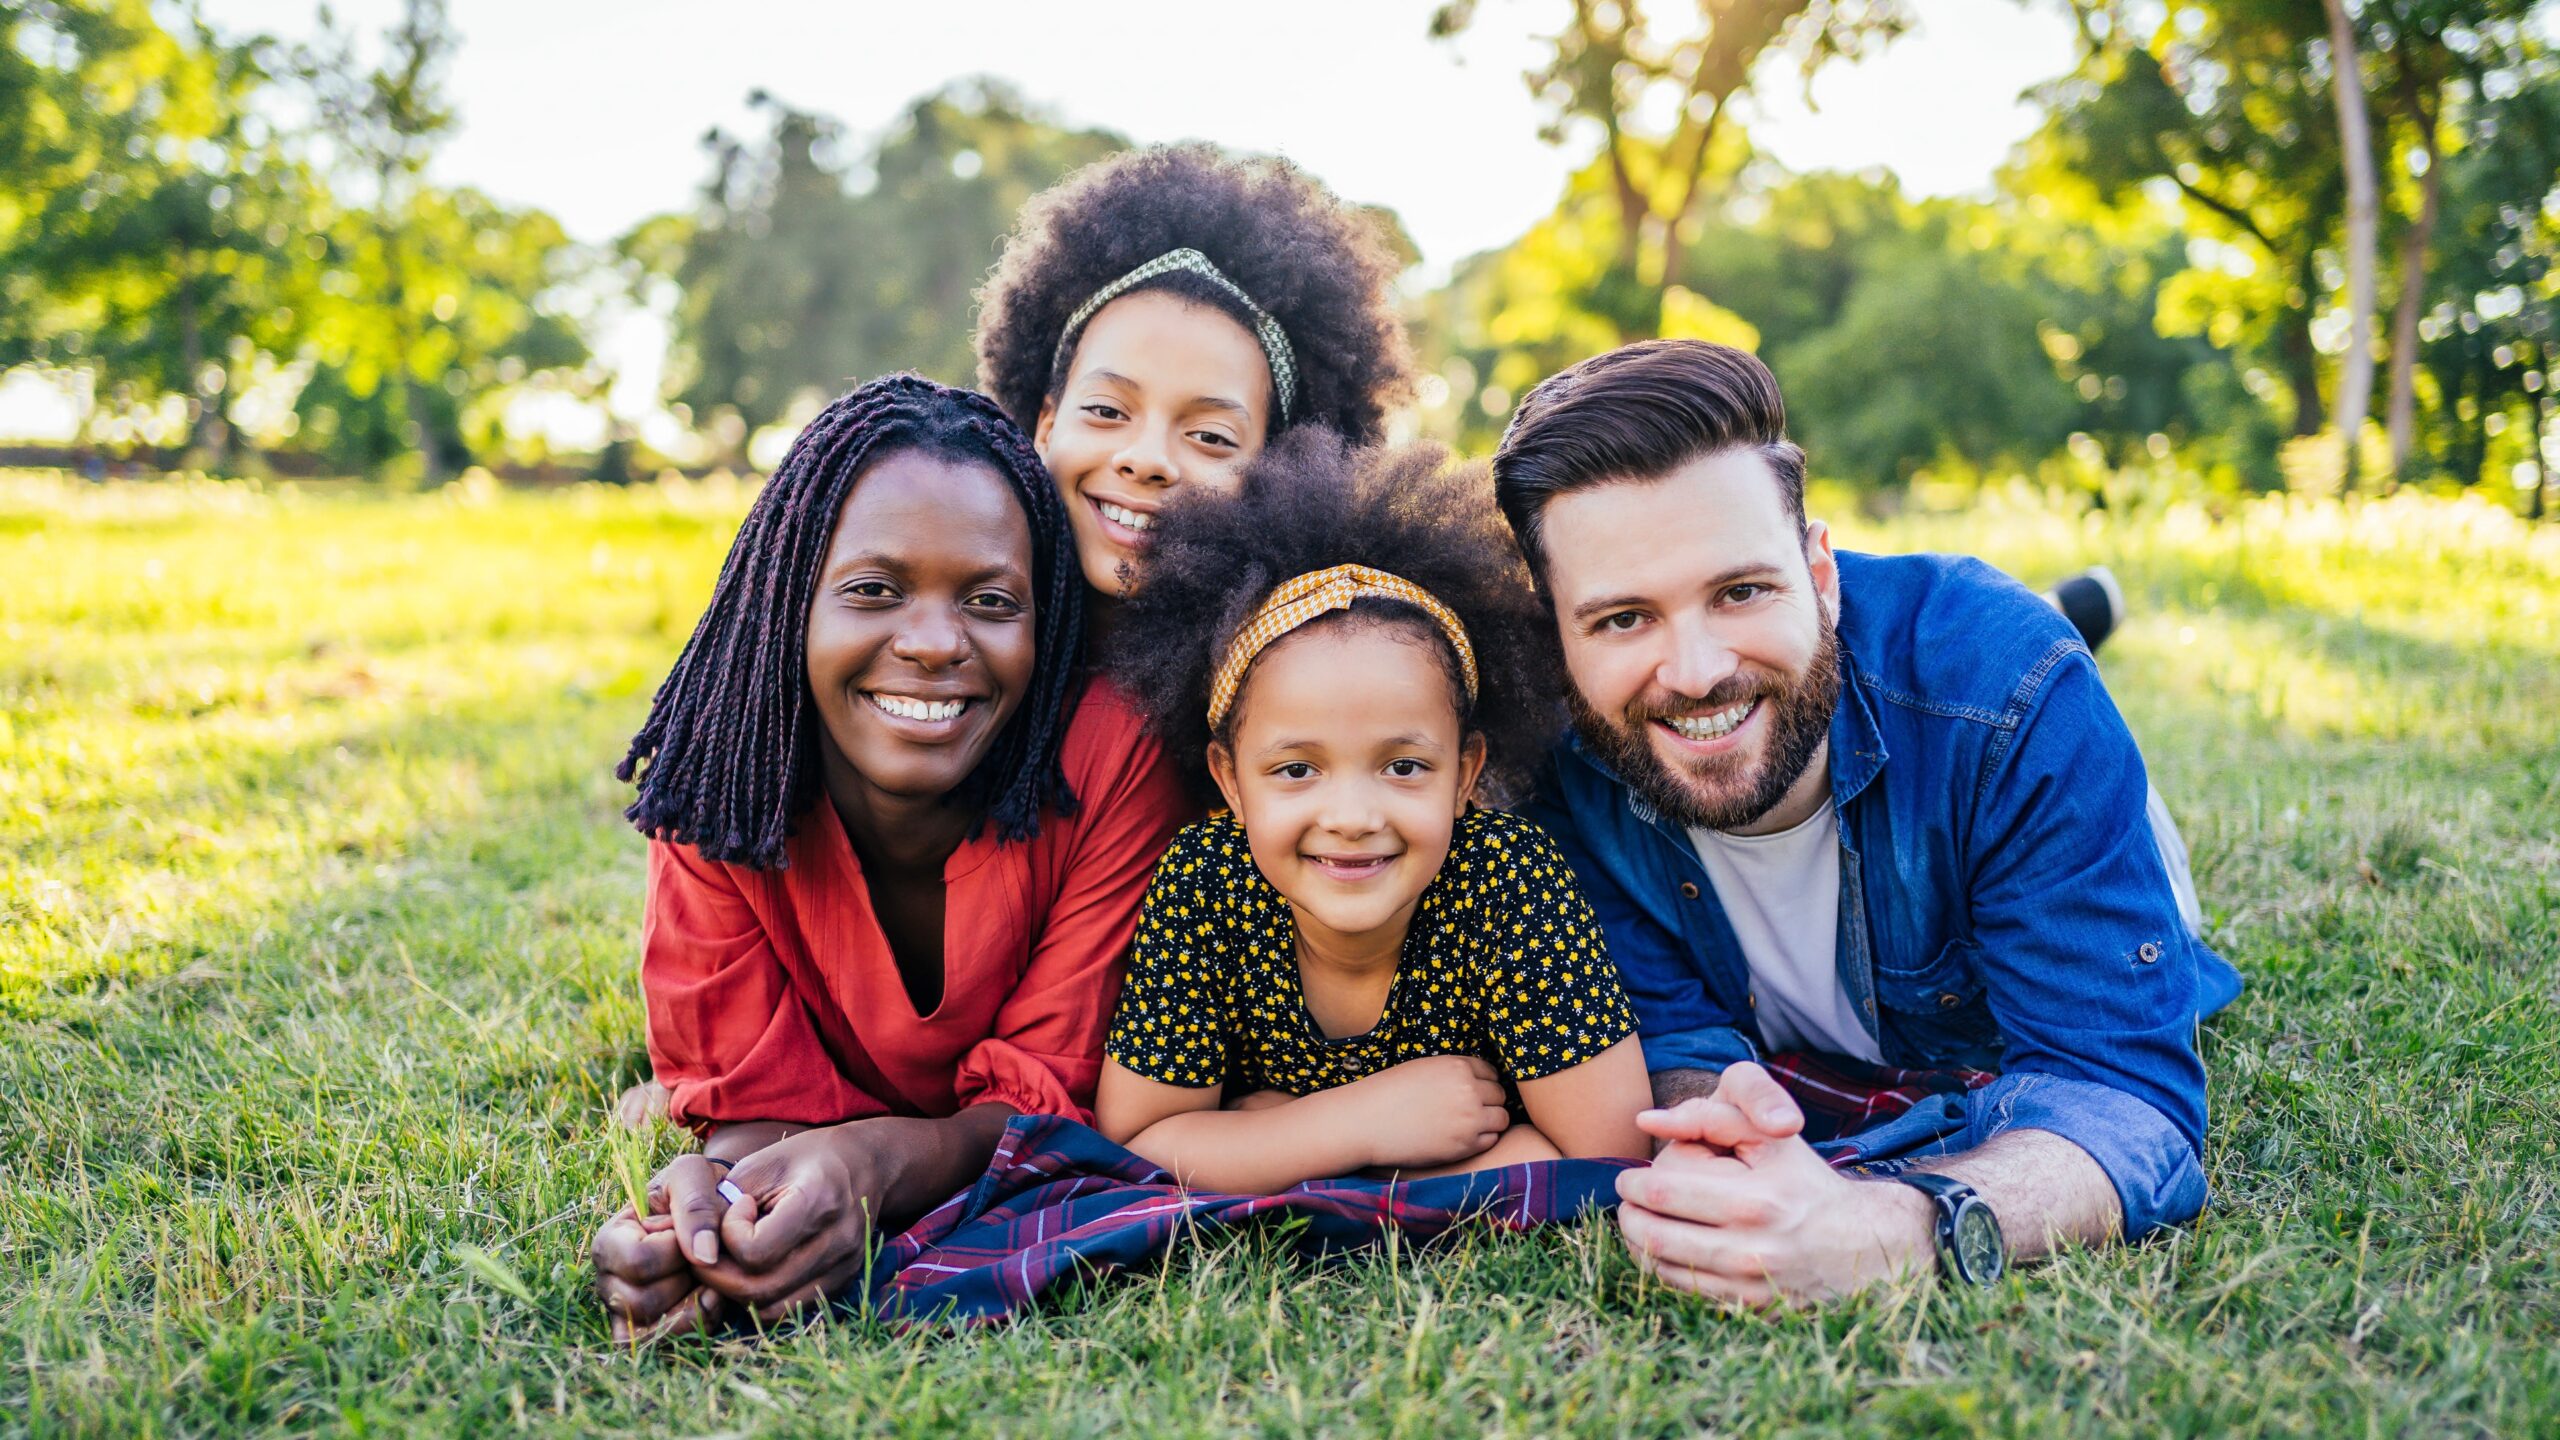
[
  {"left": 1102, "top": 427, "right": 1563, "bottom": 808},
  {"left": 974, "top": 144, "right": 1414, "bottom": 445},
  {"left": 618, "top": 374, "right": 1084, "bottom": 868}
]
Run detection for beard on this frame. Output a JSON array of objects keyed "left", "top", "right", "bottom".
[{"left": 1568, "top": 614, "right": 1843, "bottom": 832}]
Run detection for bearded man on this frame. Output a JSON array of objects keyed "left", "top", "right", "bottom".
[{"left": 1498, "top": 340, "right": 2241, "bottom": 1306}]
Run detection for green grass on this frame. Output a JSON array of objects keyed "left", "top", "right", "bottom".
[{"left": 4, "top": 470, "right": 2556, "bottom": 1437}]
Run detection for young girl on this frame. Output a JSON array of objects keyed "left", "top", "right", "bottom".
[
  {"left": 1092, "top": 433, "right": 1652, "bottom": 1194},
  {"left": 975, "top": 143, "right": 1414, "bottom": 611}
]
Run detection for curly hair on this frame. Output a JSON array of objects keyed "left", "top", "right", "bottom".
[
  {"left": 974, "top": 144, "right": 1413, "bottom": 445},
  {"left": 618, "top": 374, "right": 1084, "bottom": 868},
  {"left": 1102, "top": 428, "right": 1562, "bottom": 807}
]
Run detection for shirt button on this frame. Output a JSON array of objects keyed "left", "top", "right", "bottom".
[
  {"left": 1937, "top": 992, "right": 1961, "bottom": 1009},
  {"left": 1747, "top": 993, "right": 1757, "bottom": 1009},
  {"left": 2138, "top": 941, "right": 2162, "bottom": 964},
  {"left": 1679, "top": 882, "right": 1700, "bottom": 900}
]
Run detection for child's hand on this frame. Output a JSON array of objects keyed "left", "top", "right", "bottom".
[{"left": 1343, "top": 1054, "right": 1512, "bottom": 1170}]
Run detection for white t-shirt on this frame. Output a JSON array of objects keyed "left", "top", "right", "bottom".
[{"left": 1686, "top": 805, "right": 1884, "bottom": 1064}]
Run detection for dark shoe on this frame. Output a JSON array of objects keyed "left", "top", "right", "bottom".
[{"left": 2049, "top": 566, "right": 2126, "bottom": 653}]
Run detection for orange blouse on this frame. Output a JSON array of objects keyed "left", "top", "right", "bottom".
[{"left": 641, "top": 681, "right": 1190, "bottom": 1129}]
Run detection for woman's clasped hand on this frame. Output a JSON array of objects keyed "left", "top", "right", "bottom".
[{"left": 594, "top": 1108, "right": 1017, "bottom": 1342}]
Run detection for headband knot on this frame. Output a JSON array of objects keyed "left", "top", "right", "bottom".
[
  {"left": 1206, "top": 564, "right": 1478, "bottom": 728},
  {"left": 1054, "top": 248, "right": 1300, "bottom": 426}
]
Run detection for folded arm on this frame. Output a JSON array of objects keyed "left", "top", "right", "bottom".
[{"left": 1097, "top": 1054, "right": 1518, "bottom": 1194}]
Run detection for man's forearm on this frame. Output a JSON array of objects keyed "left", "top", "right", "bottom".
[{"left": 1910, "top": 1128, "right": 2123, "bottom": 1261}]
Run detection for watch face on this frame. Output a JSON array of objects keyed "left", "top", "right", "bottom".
[{"left": 1952, "top": 1202, "right": 2006, "bottom": 1285}]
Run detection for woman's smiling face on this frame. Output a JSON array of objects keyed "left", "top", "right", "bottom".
[
  {"left": 1035, "top": 288, "right": 1274, "bottom": 596},
  {"left": 804, "top": 447, "right": 1038, "bottom": 817}
]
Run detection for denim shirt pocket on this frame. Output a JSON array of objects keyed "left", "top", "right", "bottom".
[{"left": 1872, "top": 936, "right": 2005, "bottom": 1069}]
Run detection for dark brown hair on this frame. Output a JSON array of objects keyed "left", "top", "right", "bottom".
[{"left": 1490, "top": 340, "right": 1807, "bottom": 586}]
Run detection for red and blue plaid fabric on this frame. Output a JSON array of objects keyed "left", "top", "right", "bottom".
[
  {"left": 853, "top": 1055, "right": 1992, "bottom": 1325},
  {"left": 1763, "top": 1050, "right": 1997, "bottom": 1159},
  {"left": 860, "top": 1114, "right": 1633, "bottom": 1325}
]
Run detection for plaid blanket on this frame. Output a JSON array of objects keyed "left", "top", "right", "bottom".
[
  {"left": 1762, "top": 1050, "right": 1997, "bottom": 1157},
  {"left": 860, "top": 1115, "right": 1631, "bottom": 1325},
  {"left": 854, "top": 1057, "right": 1992, "bottom": 1325}
]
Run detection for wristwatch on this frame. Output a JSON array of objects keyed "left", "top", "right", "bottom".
[{"left": 1887, "top": 1172, "right": 2007, "bottom": 1286}]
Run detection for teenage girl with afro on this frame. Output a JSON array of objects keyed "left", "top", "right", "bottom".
[
  {"left": 974, "top": 143, "right": 1414, "bottom": 623},
  {"left": 590, "top": 375, "right": 1188, "bottom": 1341},
  {"left": 1090, "top": 432, "right": 1652, "bottom": 1192}
]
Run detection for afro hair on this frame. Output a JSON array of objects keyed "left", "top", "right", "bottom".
[
  {"left": 1102, "top": 427, "right": 1563, "bottom": 808},
  {"left": 974, "top": 144, "right": 1414, "bottom": 445}
]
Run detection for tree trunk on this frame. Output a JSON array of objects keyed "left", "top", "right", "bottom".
[
  {"left": 378, "top": 159, "right": 443, "bottom": 484},
  {"left": 2281, "top": 269, "right": 2327, "bottom": 438},
  {"left": 175, "top": 262, "right": 232, "bottom": 464},
  {"left": 2533, "top": 344, "right": 2554, "bottom": 522},
  {"left": 1654, "top": 97, "right": 1730, "bottom": 297},
  {"left": 2323, "top": 0, "right": 2380, "bottom": 488},
  {"left": 2384, "top": 75, "right": 2443, "bottom": 482}
]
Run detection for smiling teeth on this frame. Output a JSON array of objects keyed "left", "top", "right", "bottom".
[
  {"left": 1098, "top": 501, "right": 1154, "bottom": 532},
  {"left": 870, "top": 694, "right": 968, "bottom": 722},
  {"left": 1667, "top": 702, "right": 1752, "bottom": 740}
]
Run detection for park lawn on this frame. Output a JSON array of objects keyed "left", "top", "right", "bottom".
[{"left": 2, "top": 470, "right": 2556, "bottom": 1438}]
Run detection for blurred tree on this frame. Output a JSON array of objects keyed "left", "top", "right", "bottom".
[
  {"left": 2040, "top": 0, "right": 2342, "bottom": 443},
  {"left": 1772, "top": 235, "right": 2081, "bottom": 485},
  {"left": 0, "top": 1, "right": 313, "bottom": 461},
  {"left": 655, "top": 81, "right": 1125, "bottom": 448},
  {"left": 284, "top": 0, "right": 589, "bottom": 477},
  {"left": 1411, "top": 156, "right": 1657, "bottom": 448},
  {"left": 1413, "top": 159, "right": 2225, "bottom": 478},
  {"left": 291, "top": 187, "right": 589, "bottom": 473},
  {"left": 2419, "top": 59, "right": 2559, "bottom": 510},
  {"left": 2366, "top": 0, "right": 2542, "bottom": 478},
  {"left": 1429, "top": 0, "right": 1910, "bottom": 338},
  {"left": 2323, "top": 0, "right": 2379, "bottom": 485},
  {"left": 294, "top": 0, "right": 452, "bottom": 477}
]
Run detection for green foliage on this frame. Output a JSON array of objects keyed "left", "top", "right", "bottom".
[
  {"left": 2418, "top": 60, "right": 2560, "bottom": 496},
  {"left": 1773, "top": 239, "right": 2081, "bottom": 486},
  {"left": 291, "top": 184, "right": 591, "bottom": 475},
  {"left": 5, "top": 473, "right": 2557, "bottom": 1432},
  {"left": 0, "top": 2, "right": 313, "bottom": 459},
  {"left": 1430, "top": 0, "right": 1912, "bottom": 328},
  {"left": 2034, "top": 0, "right": 2342, "bottom": 441},
  {"left": 657, "top": 81, "right": 1125, "bottom": 441},
  {"left": 1416, "top": 163, "right": 2234, "bottom": 485},
  {"left": 0, "top": 0, "right": 590, "bottom": 478}
]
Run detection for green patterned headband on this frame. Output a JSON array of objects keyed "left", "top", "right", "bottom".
[{"left": 1052, "top": 247, "right": 1300, "bottom": 426}]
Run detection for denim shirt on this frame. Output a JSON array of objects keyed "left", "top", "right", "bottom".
[{"left": 1520, "top": 551, "right": 2244, "bottom": 1239}]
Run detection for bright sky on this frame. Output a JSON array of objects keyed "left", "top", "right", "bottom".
[{"left": 2, "top": 0, "right": 2080, "bottom": 440}]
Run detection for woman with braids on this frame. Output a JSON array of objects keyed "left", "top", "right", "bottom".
[
  {"left": 1089, "top": 431, "right": 1652, "bottom": 1193},
  {"left": 974, "top": 143, "right": 1413, "bottom": 619},
  {"left": 590, "top": 375, "right": 1188, "bottom": 1342}
]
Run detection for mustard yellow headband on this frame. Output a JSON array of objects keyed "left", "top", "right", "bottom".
[{"left": 1205, "top": 564, "right": 1479, "bottom": 729}]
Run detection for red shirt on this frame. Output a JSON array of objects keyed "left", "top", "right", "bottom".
[{"left": 642, "top": 681, "right": 1190, "bottom": 1129}]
